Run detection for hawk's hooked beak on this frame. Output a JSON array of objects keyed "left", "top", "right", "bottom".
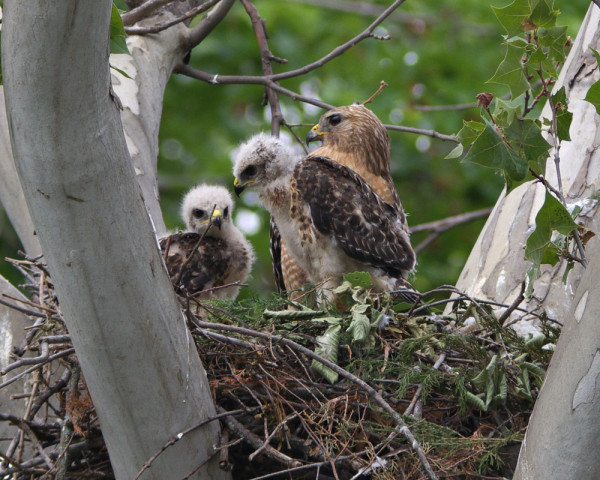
[
  {"left": 306, "top": 124, "right": 328, "bottom": 145},
  {"left": 211, "top": 209, "right": 223, "bottom": 229},
  {"left": 234, "top": 177, "right": 253, "bottom": 197}
]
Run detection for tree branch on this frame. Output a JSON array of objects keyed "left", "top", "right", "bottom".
[
  {"left": 184, "top": 0, "right": 236, "bottom": 49},
  {"left": 175, "top": 63, "right": 335, "bottom": 110},
  {"left": 240, "top": 0, "right": 285, "bottom": 135},
  {"left": 121, "top": 0, "right": 174, "bottom": 26},
  {"left": 124, "top": 0, "right": 220, "bottom": 35}
]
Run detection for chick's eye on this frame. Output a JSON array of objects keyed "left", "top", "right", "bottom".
[
  {"left": 242, "top": 165, "right": 258, "bottom": 177},
  {"left": 192, "top": 208, "right": 205, "bottom": 219},
  {"left": 329, "top": 114, "right": 341, "bottom": 125},
  {"left": 223, "top": 206, "right": 229, "bottom": 218}
]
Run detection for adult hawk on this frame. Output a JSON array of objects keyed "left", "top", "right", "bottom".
[
  {"left": 159, "top": 185, "right": 254, "bottom": 300},
  {"left": 233, "top": 134, "right": 415, "bottom": 299},
  {"left": 272, "top": 105, "right": 412, "bottom": 298}
]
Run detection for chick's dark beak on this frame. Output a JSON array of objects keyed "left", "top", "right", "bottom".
[{"left": 234, "top": 184, "right": 245, "bottom": 197}]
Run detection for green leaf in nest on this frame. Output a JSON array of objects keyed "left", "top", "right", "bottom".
[
  {"left": 312, "top": 324, "right": 341, "bottom": 384},
  {"left": 110, "top": 3, "right": 130, "bottom": 55},
  {"left": 347, "top": 311, "right": 371, "bottom": 343},
  {"left": 343, "top": 271, "right": 373, "bottom": 289},
  {"left": 461, "top": 119, "right": 528, "bottom": 185}
]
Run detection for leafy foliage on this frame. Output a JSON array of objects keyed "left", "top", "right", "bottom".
[{"left": 449, "top": 0, "right": 593, "bottom": 292}]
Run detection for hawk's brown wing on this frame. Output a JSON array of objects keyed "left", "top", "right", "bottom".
[
  {"left": 292, "top": 156, "right": 415, "bottom": 278},
  {"left": 159, "top": 232, "right": 231, "bottom": 296}
]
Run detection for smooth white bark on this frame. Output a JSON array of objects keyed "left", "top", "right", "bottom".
[
  {"left": 2, "top": 2, "right": 227, "bottom": 479},
  {"left": 513, "top": 236, "right": 600, "bottom": 478}
]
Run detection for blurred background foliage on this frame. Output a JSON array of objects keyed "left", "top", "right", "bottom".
[{"left": 0, "top": 0, "right": 590, "bottom": 297}]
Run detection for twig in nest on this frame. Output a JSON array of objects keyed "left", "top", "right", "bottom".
[
  {"left": 195, "top": 320, "right": 439, "bottom": 480},
  {"left": 497, "top": 281, "right": 526, "bottom": 327},
  {"left": 134, "top": 409, "right": 245, "bottom": 480},
  {"left": 218, "top": 406, "right": 302, "bottom": 468}
]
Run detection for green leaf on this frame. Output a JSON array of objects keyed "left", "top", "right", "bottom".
[
  {"left": 537, "top": 25, "right": 567, "bottom": 62},
  {"left": 445, "top": 120, "right": 485, "bottom": 159},
  {"left": 494, "top": 95, "right": 525, "bottom": 127},
  {"left": 465, "top": 391, "right": 487, "bottom": 411},
  {"left": 504, "top": 117, "right": 550, "bottom": 169},
  {"left": 110, "top": 3, "right": 130, "bottom": 55},
  {"left": 497, "top": 373, "right": 508, "bottom": 402},
  {"left": 585, "top": 49, "right": 600, "bottom": 116},
  {"left": 347, "top": 311, "right": 371, "bottom": 343},
  {"left": 462, "top": 119, "right": 528, "bottom": 183},
  {"left": 520, "top": 361, "right": 546, "bottom": 379},
  {"left": 552, "top": 86, "right": 572, "bottom": 141},
  {"left": 530, "top": 0, "right": 558, "bottom": 28},
  {"left": 488, "top": 43, "right": 531, "bottom": 97},
  {"left": 525, "top": 190, "right": 578, "bottom": 294},
  {"left": 312, "top": 324, "right": 341, "bottom": 384},
  {"left": 343, "top": 271, "right": 373, "bottom": 289},
  {"left": 524, "top": 334, "right": 547, "bottom": 349},
  {"left": 492, "top": 0, "right": 532, "bottom": 37}
]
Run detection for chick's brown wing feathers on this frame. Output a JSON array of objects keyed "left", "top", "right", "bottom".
[
  {"left": 159, "top": 232, "right": 231, "bottom": 295},
  {"left": 292, "top": 156, "right": 415, "bottom": 278}
]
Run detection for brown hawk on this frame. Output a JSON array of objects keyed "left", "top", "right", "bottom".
[
  {"left": 272, "top": 105, "right": 412, "bottom": 299},
  {"left": 233, "top": 134, "right": 416, "bottom": 300},
  {"left": 159, "top": 185, "right": 254, "bottom": 300}
]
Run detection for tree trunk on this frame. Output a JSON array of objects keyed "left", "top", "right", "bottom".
[{"left": 2, "top": 2, "right": 228, "bottom": 479}]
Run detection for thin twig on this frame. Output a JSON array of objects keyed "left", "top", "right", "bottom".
[
  {"left": 185, "top": 0, "right": 236, "bottom": 48},
  {"left": 121, "top": 0, "right": 174, "bottom": 26},
  {"left": 361, "top": 81, "right": 388, "bottom": 105},
  {"left": 0, "top": 349, "right": 75, "bottom": 390},
  {"left": 125, "top": 0, "right": 220, "bottom": 35},
  {"left": 404, "top": 352, "right": 447, "bottom": 416},
  {"left": 496, "top": 282, "right": 526, "bottom": 326},
  {"left": 239, "top": 0, "right": 285, "bottom": 135},
  {"left": 195, "top": 321, "right": 438, "bottom": 480},
  {"left": 180, "top": 0, "right": 408, "bottom": 82},
  {"left": 219, "top": 407, "right": 302, "bottom": 468},
  {"left": 134, "top": 409, "right": 245, "bottom": 480}
]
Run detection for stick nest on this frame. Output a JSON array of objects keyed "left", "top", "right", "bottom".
[{"left": 0, "top": 257, "right": 559, "bottom": 479}]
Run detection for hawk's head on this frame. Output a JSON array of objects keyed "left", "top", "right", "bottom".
[
  {"left": 181, "top": 185, "right": 235, "bottom": 238},
  {"left": 233, "top": 133, "right": 298, "bottom": 196},
  {"left": 306, "top": 104, "right": 391, "bottom": 176}
]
